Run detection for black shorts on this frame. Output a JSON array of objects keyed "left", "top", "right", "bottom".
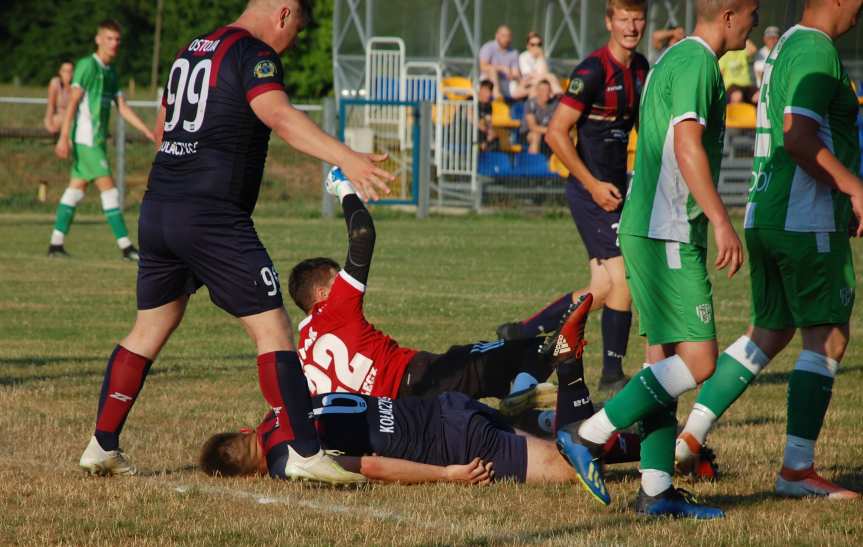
[
  {"left": 565, "top": 179, "right": 622, "bottom": 261},
  {"left": 438, "top": 392, "right": 528, "bottom": 482},
  {"left": 398, "top": 338, "right": 550, "bottom": 400},
  {"left": 136, "top": 198, "right": 283, "bottom": 317}
]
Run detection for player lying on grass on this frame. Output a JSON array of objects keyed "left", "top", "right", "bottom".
[
  {"left": 287, "top": 169, "right": 583, "bottom": 420},
  {"left": 200, "top": 295, "right": 645, "bottom": 484}
]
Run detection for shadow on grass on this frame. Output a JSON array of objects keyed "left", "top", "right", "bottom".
[
  {"left": 755, "top": 363, "right": 863, "bottom": 385},
  {"left": 0, "top": 356, "right": 104, "bottom": 367},
  {"left": 715, "top": 415, "right": 782, "bottom": 429},
  {"left": 462, "top": 521, "right": 600, "bottom": 545}
]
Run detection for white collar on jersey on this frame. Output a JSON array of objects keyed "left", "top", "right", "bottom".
[
  {"left": 91, "top": 53, "right": 108, "bottom": 68},
  {"left": 681, "top": 35, "right": 717, "bottom": 57},
  {"left": 792, "top": 24, "right": 832, "bottom": 42}
]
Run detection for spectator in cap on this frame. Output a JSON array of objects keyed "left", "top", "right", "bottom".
[{"left": 754, "top": 26, "right": 781, "bottom": 88}]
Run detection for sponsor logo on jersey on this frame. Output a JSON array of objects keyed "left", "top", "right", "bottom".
[
  {"left": 377, "top": 397, "right": 395, "bottom": 433},
  {"left": 159, "top": 140, "right": 199, "bottom": 157},
  {"left": 606, "top": 85, "right": 623, "bottom": 92},
  {"left": 695, "top": 303, "right": 713, "bottom": 324},
  {"left": 188, "top": 38, "right": 221, "bottom": 54},
  {"left": 254, "top": 60, "right": 276, "bottom": 78},
  {"left": 569, "top": 77, "right": 585, "bottom": 96},
  {"left": 840, "top": 287, "right": 854, "bottom": 307}
]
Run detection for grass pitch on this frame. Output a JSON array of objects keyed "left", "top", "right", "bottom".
[{"left": 1, "top": 209, "right": 862, "bottom": 545}]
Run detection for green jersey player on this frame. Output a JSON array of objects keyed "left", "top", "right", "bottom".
[
  {"left": 557, "top": 0, "right": 758, "bottom": 519},
  {"left": 49, "top": 19, "right": 155, "bottom": 260},
  {"left": 677, "top": 0, "right": 863, "bottom": 500}
]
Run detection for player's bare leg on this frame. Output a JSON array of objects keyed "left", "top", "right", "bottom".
[
  {"left": 80, "top": 296, "right": 188, "bottom": 476},
  {"left": 239, "top": 307, "right": 366, "bottom": 484},
  {"left": 48, "top": 178, "right": 88, "bottom": 257}
]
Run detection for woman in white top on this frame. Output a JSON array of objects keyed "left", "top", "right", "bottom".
[
  {"left": 44, "top": 61, "right": 74, "bottom": 134},
  {"left": 518, "top": 32, "right": 563, "bottom": 97}
]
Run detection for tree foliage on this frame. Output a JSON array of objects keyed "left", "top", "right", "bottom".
[{"left": 0, "top": 0, "right": 334, "bottom": 98}]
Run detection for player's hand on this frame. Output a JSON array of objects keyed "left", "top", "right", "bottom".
[
  {"left": 339, "top": 152, "right": 394, "bottom": 202},
  {"left": 445, "top": 457, "right": 494, "bottom": 486},
  {"left": 713, "top": 220, "right": 744, "bottom": 278},
  {"left": 589, "top": 181, "right": 623, "bottom": 212},
  {"left": 849, "top": 189, "right": 863, "bottom": 238},
  {"left": 143, "top": 129, "right": 156, "bottom": 143},
  {"left": 55, "top": 136, "right": 70, "bottom": 159}
]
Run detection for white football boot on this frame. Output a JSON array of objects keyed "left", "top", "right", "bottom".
[
  {"left": 282, "top": 446, "right": 366, "bottom": 485},
  {"left": 79, "top": 436, "right": 137, "bottom": 476}
]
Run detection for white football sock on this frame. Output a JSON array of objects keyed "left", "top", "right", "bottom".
[
  {"left": 641, "top": 469, "right": 673, "bottom": 496},
  {"left": 681, "top": 403, "right": 717, "bottom": 446},
  {"left": 117, "top": 236, "right": 132, "bottom": 250},
  {"left": 51, "top": 229, "right": 65, "bottom": 246},
  {"left": 578, "top": 408, "right": 616, "bottom": 445}
]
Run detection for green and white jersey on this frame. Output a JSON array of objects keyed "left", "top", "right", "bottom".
[
  {"left": 745, "top": 25, "right": 857, "bottom": 233},
  {"left": 619, "top": 37, "right": 726, "bottom": 248},
  {"left": 71, "top": 54, "right": 121, "bottom": 147}
]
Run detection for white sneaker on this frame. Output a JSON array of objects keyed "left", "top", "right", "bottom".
[
  {"left": 79, "top": 436, "right": 137, "bottom": 476},
  {"left": 282, "top": 446, "right": 366, "bottom": 485}
]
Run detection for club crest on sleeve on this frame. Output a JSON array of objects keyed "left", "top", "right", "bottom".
[
  {"left": 254, "top": 60, "right": 276, "bottom": 78},
  {"left": 568, "top": 77, "right": 584, "bottom": 95}
]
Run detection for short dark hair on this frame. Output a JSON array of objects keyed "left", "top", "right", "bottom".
[
  {"left": 479, "top": 79, "right": 494, "bottom": 91},
  {"left": 288, "top": 257, "right": 340, "bottom": 313},
  {"left": 199, "top": 432, "right": 255, "bottom": 477},
  {"left": 98, "top": 19, "right": 122, "bottom": 34}
]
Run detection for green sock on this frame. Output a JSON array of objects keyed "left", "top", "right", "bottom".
[
  {"left": 788, "top": 370, "right": 833, "bottom": 440},
  {"left": 604, "top": 367, "right": 675, "bottom": 429},
  {"left": 54, "top": 203, "right": 77, "bottom": 234},
  {"left": 639, "top": 400, "right": 678, "bottom": 475},
  {"left": 695, "top": 352, "right": 757, "bottom": 419},
  {"left": 104, "top": 208, "right": 129, "bottom": 240}
]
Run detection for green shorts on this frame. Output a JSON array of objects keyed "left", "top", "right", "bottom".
[
  {"left": 746, "top": 228, "right": 855, "bottom": 329},
  {"left": 71, "top": 143, "right": 111, "bottom": 181},
  {"left": 620, "top": 233, "right": 716, "bottom": 345}
]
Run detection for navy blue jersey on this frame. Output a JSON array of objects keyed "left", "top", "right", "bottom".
[
  {"left": 147, "top": 26, "right": 286, "bottom": 214},
  {"left": 561, "top": 46, "right": 649, "bottom": 194}
]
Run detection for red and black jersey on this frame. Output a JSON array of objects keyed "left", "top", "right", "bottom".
[
  {"left": 147, "top": 26, "right": 285, "bottom": 214},
  {"left": 297, "top": 271, "right": 418, "bottom": 399},
  {"left": 561, "top": 46, "right": 649, "bottom": 194}
]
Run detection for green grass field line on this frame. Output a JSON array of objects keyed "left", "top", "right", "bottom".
[{"left": 0, "top": 211, "right": 861, "bottom": 545}]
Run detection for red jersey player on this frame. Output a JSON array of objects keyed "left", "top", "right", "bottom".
[{"left": 287, "top": 169, "right": 586, "bottom": 413}]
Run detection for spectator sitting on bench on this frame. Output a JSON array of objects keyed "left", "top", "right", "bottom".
[
  {"left": 523, "top": 80, "right": 559, "bottom": 154},
  {"left": 477, "top": 80, "right": 498, "bottom": 152},
  {"left": 519, "top": 32, "right": 564, "bottom": 98},
  {"left": 480, "top": 25, "right": 529, "bottom": 101}
]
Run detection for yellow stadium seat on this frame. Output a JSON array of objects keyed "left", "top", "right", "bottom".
[
  {"left": 442, "top": 76, "right": 474, "bottom": 100},
  {"left": 627, "top": 129, "right": 638, "bottom": 172},
  {"left": 549, "top": 154, "right": 569, "bottom": 177},
  {"left": 491, "top": 99, "right": 521, "bottom": 129},
  {"left": 726, "top": 102, "right": 757, "bottom": 129}
]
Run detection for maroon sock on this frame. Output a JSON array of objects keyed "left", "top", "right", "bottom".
[
  {"left": 257, "top": 351, "right": 320, "bottom": 457},
  {"left": 95, "top": 345, "right": 152, "bottom": 451}
]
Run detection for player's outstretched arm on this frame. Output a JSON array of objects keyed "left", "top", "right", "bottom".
[
  {"left": 325, "top": 169, "right": 376, "bottom": 284},
  {"left": 250, "top": 91, "right": 393, "bottom": 201},
  {"left": 116, "top": 96, "right": 155, "bottom": 143},
  {"left": 784, "top": 114, "right": 863, "bottom": 237},
  {"left": 674, "top": 120, "right": 743, "bottom": 277},
  {"left": 54, "top": 86, "right": 84, "bottom": 159},
  {"left": 335, "top": 455, "right": 493, "bottom": 485}
]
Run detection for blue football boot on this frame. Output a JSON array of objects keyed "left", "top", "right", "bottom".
[
  {"left": 634, "top": 487, "right": 725, "bottom": 519},
  {"left": 557, "top": 423, "right": 610, "bottom": 505}
]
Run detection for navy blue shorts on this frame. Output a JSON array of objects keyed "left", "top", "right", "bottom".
[
  {"left": 565, "top": 179, "right": 622, "bottom": 261},
  {"left": 136, "top": 198, "right": 283, "bottom": 317},
  {"left": 438, "top": 392, "right": 528, "bottom": 483}
]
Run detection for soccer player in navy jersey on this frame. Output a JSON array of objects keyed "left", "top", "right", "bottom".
[
  {"left": 199, "top": 295, "right": 644, "bottom": 484},
  {"left": 78, "top": 0, "right": 393, "bottom": 483},
  {"left": 496, "top": 0, "right": 649, "bottom": 397}
]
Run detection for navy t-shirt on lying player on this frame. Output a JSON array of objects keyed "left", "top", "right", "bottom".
[{"left": 148, "top": 26, "right": 286, "bottom": 214}]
